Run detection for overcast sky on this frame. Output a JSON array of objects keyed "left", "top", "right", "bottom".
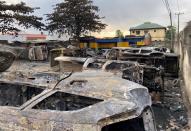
[{"left": 5, "top": 0, "right": 191, "bottom": 38}]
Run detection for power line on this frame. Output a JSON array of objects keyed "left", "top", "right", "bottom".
[
  {"left": 176, "top": 0, "right": 180, "bottom": 12},
  {"left": 161, "top": 0, "right": 172, "bottom": 17},
  {"left": 161, "top": 0, "right": 173, "bottom": 50},
  {"left": 165, "top": 0, "right": 171, "bottom": 14},
  {"left": 162, "top": 0, "right": 167, "bottom": 11},
  {"left": 161, "top": 0, "right": 166, "bottom": 6},
  {"left": 161, "top": 0, "right": 168, "bottom": 13}
]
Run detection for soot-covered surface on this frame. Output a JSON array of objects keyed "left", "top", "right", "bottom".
[{"left": 0, "top": 83, "right": 43, "bottom": 107}]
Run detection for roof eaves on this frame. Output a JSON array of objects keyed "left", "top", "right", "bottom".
[{"left": 130, "top": 27, "right": 166, "bottom": 30}]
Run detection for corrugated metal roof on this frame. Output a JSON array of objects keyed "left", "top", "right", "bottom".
[{"left": 130, "top": 22, "right": 166, "bottom": 30}]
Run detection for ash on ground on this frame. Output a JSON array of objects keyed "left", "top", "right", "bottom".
[{"left": 153, "top": 78, "right": 189, "bottom": 131}]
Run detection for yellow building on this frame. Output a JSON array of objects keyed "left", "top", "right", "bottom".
[
  {"left": 79, "top": 35, "right": 150, "bottom": 49},
  {"left": 130, "top": 22, "right": 166, "bottom": 42}
]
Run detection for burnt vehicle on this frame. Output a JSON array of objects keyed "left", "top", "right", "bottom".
[
  {"left": 96, "top": 49, "right": 111, "bottom": 59},
  {"left": 106, "top": 47, "right": 179, "bottom": 77},
  {"left": 83, "top": 58, "right": 107, "bottom": 70},
  {"left": 53, "top": 55, "right": 164, "bottom": 99},
  {"left": 0, "top": 48, "right": 16, "bottom": 72},
  {"left": 84, "top": 59, "right": 164, "bottom": 97},
  {"left": 83, "top": 59, "right": 144, "bottom": 84},
  {"left": 0, "top": 70, "right": 156, "bottom": 131},
  {"left": 4, "top": 40, "right": 69, "bottom": 60},
  {"left": 141, "top": 47, "right": 171, "bottom": 53},
  {"left": 50, "top": 48, "right": 95, "bottom": 69},
  {"left": 54, "top": 56, "right": 87, "bottom": 72},
  {"left": 103, "top": 61, "right": 164, "bottom": 95}
]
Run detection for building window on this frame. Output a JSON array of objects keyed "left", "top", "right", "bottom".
[
  {"left": 132, "top": 31, "right": 135, "bottom": 33},
  {"left": 154, "top": 30, "right": 156, "bottom": 32},
  {"left": 136, "top": 31, "right": 140, "bottom": 35},
  {"left": 144, "top": 30, "right": 149, "bottom": 34}
]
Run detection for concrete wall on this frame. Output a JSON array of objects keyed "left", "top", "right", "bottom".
[
  {"left": 130, "top": 28, "right": 166, "bottom": 41},
  {"left": 183, "top": 48, "right": 191, "bottom": 102},
  {"left": 174, "top": 21, "right": 191, "bottom": 103}
]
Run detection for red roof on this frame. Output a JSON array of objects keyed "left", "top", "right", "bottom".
[
  {"left": 23, "top": 34, "right": 46, "bottom": 38},
  {"left": 20, "top": 34, "right": 47, "bottom": 40}
]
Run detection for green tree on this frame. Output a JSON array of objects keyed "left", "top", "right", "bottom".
[
  {"left": 115, "top": 30, "right": 124, "bottom": 38},
  {"left": 0, "top": 1, "right": 44, "bottom": 33},
  {"left": 46, "top": 0, "right": 107, "bottom": 39},
  {"left": 165, "top": 26, "right": 176, "bottom": 41}
]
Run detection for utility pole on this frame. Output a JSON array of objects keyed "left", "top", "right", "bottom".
[
  {"left": 162, "top": 0, "right": 173, "bottom": 51},
  {"left": 175, "top": 12, "right": 184, "bottom": 46},
  {"left": 169, "top": 12, "right": 173, "bottom": 51}
]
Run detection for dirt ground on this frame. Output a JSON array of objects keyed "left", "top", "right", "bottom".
[
  {"left": 3, "top": 60, "right": 191, "bottom": 131},
  {"left": 153, "top": 77, "right": 190, "bottom": 131}
]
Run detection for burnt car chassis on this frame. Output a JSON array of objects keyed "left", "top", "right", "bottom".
[
  {"left": 53, "top": 56, "right": 165, "bottom": 103},
  {"left": 83, "top": 58, "right": 165, "bottom": 100},
  {"left": 106, "top": 47, "right": 179, "bottom": 78},
  {"left": 0, "top": 70, "right": 156, "bottom": 131}
]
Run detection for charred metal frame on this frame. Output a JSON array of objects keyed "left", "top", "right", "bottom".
[
  {"left": 0, "top": 70, "right": 156, "bottom": 131},
  {"left": 84, "top": 59, "right": 164, "bottom": 94},
  {"left": 106, "top": 47, "right": 179, "bottom": 78},
  {"left": 0, "top": 50, "right": 15, "bottom": 72}
]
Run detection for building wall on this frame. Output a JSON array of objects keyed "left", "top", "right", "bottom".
[
  {"left": 174, "top": 22, "right": 191, "bottom": 104},
  {"left": 130, "top": 28, "right": 166, "bottom": 41},
  {"left": 117, "top": 42, "right": 129, "bottom": 47},
  {"left": 98, "top": 43, "right": 116, "bottom": 49},
  {"left": 79, "top": 37, "right": 146, "bottom": 49}
]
